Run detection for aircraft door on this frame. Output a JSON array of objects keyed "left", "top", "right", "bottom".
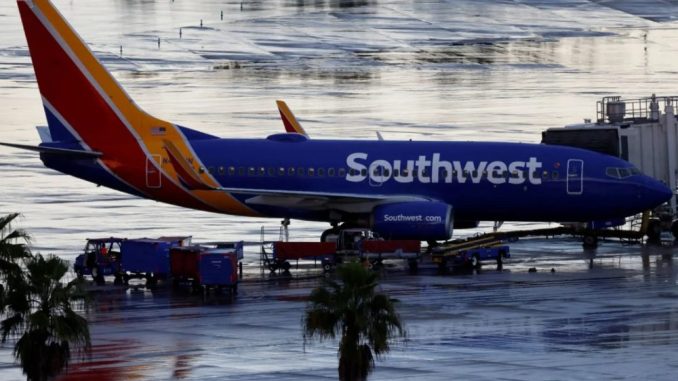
[
  {"left": 146, "top": 154, "right": 162, "bottom": 188},
  {"left": 567, "top": 159, "right": 583, "bottom": 195}
]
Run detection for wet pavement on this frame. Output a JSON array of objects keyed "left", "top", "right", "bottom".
[
  {"left": 2, "top": 239, "right": 678, "bottom": 380},
  {"left": 3, "top": 0, "right": 678, "bottom": 379}
]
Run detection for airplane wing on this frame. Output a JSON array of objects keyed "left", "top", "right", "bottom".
[
  {"left": 0, "top": 142, "right": 102, "bottom": 158},
  {"left": 220, "top": 187, "right": 427, "bottom": 213},
  {"left": 276, "top": 100, "right": 308, "bottom": 136}
]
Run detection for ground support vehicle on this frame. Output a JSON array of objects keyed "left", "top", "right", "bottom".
[
  {"left": 265, "top": 228, "right": 421, "bottom": 274},
  {"left": 432, "top": 237, "right": 510, "bottom": 273},
  {"left": 265, "top": 241, "right": 336, "bottom": 273},
  {"left": 358, "top": 239, "right": 421, "bottom": 272},
  {"left": 170, "top": 245, "right": 239, "bottom": 295},
  {"left": 73, "top": 238, "right": 124, "bottom": 285}
]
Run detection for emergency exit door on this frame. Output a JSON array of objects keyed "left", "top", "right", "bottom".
[
  {"left": 567, "top": 159, "right": 583, "bottom": 195},
  {"left": 146, "top": 155, "right": 162, "bottom": 188}
]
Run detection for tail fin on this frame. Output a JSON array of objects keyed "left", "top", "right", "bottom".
[
  {"left": 276, "top": 100, "right": 308, "bottom": 137},
  {"left": 17, "top": 0, "right": 173, "bottom": 152},
  {"left": 17, "top": 0, "right": 255, "bottom": 216}
]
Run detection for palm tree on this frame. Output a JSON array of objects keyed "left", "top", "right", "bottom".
[
  {"left": 0, "top": 213, "right": 31, "bottom": 283},
  {"left": 1, "top": 242, "right": 91, "bottom": 380},
  {"left": 1, "top": 213, "right": 32, "bottom": 315},
  {"left": 303, "top": 262, "right": 405, "bottom": 381}
]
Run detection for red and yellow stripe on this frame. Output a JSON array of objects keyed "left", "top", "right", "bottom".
[{"left": 18, "top": 0, "right": 257, "bottom": 216}]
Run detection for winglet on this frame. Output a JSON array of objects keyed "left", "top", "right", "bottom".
[
  {"left": 276, "top": 100, "right": 308, "bottom": 137},
  {"left": 162, "top": 140, "right": 215, "bottom": 191}
]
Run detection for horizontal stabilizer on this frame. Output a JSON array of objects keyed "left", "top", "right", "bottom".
[{"left": 0, "top": 142, "right": 101, "bottom": 158}]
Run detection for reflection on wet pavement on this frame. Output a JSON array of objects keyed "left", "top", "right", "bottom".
[{"left": 2, "top": 0, "right": 678, "bottom": 379}]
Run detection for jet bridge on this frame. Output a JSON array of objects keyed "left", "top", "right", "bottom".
[{"left": 542, "top": 94, "right": 678, "bottom": 240}]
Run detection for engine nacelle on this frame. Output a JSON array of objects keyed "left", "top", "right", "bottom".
[{"left": 371, "top": 201, "right": 453, "bottom": 241}]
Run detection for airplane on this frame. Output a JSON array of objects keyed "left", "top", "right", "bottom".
[{"left": 3, "top": 0, "right": 672, "bottom": 243}]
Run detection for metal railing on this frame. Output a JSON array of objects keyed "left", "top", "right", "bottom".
[{"left": 596, "top": 95, "right": 678, "bottom": 124}]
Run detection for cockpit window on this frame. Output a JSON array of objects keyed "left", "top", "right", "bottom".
[{"left": 606, "top": 166, "right": 640, "bottom": 179}]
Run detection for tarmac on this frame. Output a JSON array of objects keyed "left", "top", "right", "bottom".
[{"left": 1, "top": 237, "right": 677, "bottom": 380}]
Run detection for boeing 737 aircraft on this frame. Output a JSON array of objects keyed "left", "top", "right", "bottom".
[{"left": 3, "top": 0, "right": 672, "bottom": 242}]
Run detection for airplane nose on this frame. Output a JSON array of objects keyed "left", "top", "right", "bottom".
[{"left": 642, "top": 176, "right": 673, "bottom": 208}]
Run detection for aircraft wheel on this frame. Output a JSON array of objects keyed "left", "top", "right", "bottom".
[
  {"left": 671, "top": 220, "right": 678, "bottom": 240},
  {"left": 408, "top": 259, "right": 418, "bottom": 274},
  {"left": 647, "top": 219, "right": 662, "bottom": 243},
  {"left": 582, "top": 234, "right": 598, "bottom": 249},
  {"left": 322, "top": 261, "right": 333, "bottom": 273}
]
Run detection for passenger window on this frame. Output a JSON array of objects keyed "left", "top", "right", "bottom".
[
  {"left": 393, "top": 169, "right": 400, "bottom": 177},
  {"left": 361, "top": 169, "right": 367, "bottom": 176},
  {"left": 402, "top": 169, "right": 409, "bottom": 176},
  {"left": 248, "top": 167, "right": 255, "bottom": 176},
  {"left": 308, "top": 168, "right": 315, "bottom": 177},
  {"left": 327, "top": 168, "right": 335, "bottom": 177},
  {"left": 338, "top": 168, "right": 346, "bottom": 177},
  {"left": 268, "top": 167, "right": 275, "bottom": 176},
  {"left": 228, "top": 166, "right": 235, "bottom": 176},
  {"left": 288, "top": 167, "right": 296, "bottom": 176},
  {"left": 384, "top": 169, "right": 390, "bottom": 177},
  {"left": 317, "top": 168, "right": 325, "bottom": 177},
  {"left": 259, "top": 167, "right": 266, "bottom": 176},
  {"left": 349, "top": 168, "right": 357, "bottom": 176},
  {"left": 238, "top": 167, "right": 245, "bottom": 176},
  {"left": 542, "top": 170, "right": 549, "bottom": 179},
  {"left": 552, "top": 171, "right": 559, "bottom": 180},
  {"left": 278, "top": 167, "right": 285, "bottom": 176},
  {"left": 619, "top": 168, "right": 631, "bottom": 178},
  {"left": 218, "top": 166, "right": 225, "bottom": 175},
  {"left": 298, "top": 167, "right": 305, "bottom": 176},
  {"left": 198, "top": 167, "right": 205, "bottom": 174}
]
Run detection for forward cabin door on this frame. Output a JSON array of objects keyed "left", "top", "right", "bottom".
[{"left": 567, "top": 159, "right": 583, "bottom": 195}]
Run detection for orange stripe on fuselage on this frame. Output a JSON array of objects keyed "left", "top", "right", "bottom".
[{"left": 25, "top": 0, "right": 257, "bottom": 216}]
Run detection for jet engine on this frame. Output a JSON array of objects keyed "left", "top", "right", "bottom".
[{"left": 371, "top": 201, "right": 453, "bottom": 241}]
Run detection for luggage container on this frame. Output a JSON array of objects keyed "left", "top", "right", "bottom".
[
  {"left": 170, "top": 246, "right": 239, "bottom": 294},
  {"left": 120, "top": 236, "right": 190, "bottom": 286}
]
